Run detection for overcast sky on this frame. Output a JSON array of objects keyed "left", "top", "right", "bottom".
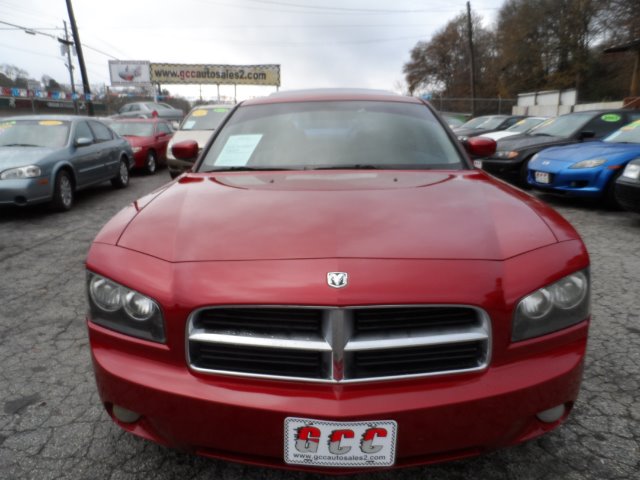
[{"left": 0, "top": 0, "right": 504, "bottom": 101}]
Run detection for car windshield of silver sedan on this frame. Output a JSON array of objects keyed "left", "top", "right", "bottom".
[
  {"left": 0, "top": 119, "right": 70, "bottom": 148},
  {"left": 604, "top": 120, "right": 640, "bottom": 144},
  {"left": 199, "top": 101, "right": 464, "bottom": 172},
  {"left": 111, "top": 122, "right": 155, "bottom": 137}
]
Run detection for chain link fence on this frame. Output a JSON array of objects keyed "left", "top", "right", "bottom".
[{"left": 429, "top": 97, "right": 517, "bottom": 117}]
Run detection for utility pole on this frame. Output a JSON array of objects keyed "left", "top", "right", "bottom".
[
  {"left": 65, "top": 0, "right": 93, "bottom": 116},
  {"left": 466, "top": 1, "right": 476, "bottom": 116},
  {"left": 60, "top": 21, "right": 78, "bottom": 114}
]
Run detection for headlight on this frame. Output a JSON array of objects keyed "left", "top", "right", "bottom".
[
  {"left": 622, "top": 162, "right": 640, "bottom": 179},
  {"left": 87, "top": 272, "right": 165, "bottom": 342},
  {"left": 512, "top": 270, "right": 589, "bottom": 341},
  {"left": 0, "top": 165, "right": 42, "bottom": 180},
  {"left": 570, "top": 159, "right": 606, "bottom": 169},
  {"left": 132, "top": 146, "right": 142, "bottom": 153},
  {"left": 494, "top": 151, "right": 518, "bottom": 159}
]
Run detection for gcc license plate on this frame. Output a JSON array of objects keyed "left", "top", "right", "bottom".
[
  {"left": 535, "top": 171, "right": 550, "bottom": 184},
  {"left": 284, "top": 417, "right": 397, "bottom": 468}
]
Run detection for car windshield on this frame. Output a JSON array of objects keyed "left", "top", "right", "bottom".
[
  {"left": 0, "top": 119, "right": 70, "bottom": 147},
  {"left": 505, "top": 117, "right": 546, "bottom": 133},
  {"left": 199, "top": 100, "right": 464, "bottom": 171},
  {"left": 529, "top": 113, "right": 592, "bottom": 138},
  {"left": 459, "top": 116, "right": 492, "bottom": 129},
  {"left": 473, "top": 117, "right": 506, "bottom": 130},
  {"left": 111, "top": 122, "right": 155, "bottom": 137},
  {"left": 181, "top": 107, "right": 231, "bottom": 131},
  {"left": 604, "top": 120, "right": 640, "bottom": 144}
]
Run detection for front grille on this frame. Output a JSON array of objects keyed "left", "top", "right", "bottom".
[
  {"left": 193, "top": 307, "right": 323, "bottom": 336},
  {"left": 188, "top": 306, "right": 491, "bottom": 383},
  {"left": 191, "top": 343, "right": 326, "bottom": 379},
  {"left": 353, "top": 306, "right": 479, "bottom": 335}
]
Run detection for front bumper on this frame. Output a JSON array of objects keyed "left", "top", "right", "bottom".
[
  {"left": 615, "top": 177, "right": 640, "bottom": 213},
  {"left": 527, "top": 167, "right": 610, "bottom": 198},
  {"left": 0, "top": 177, "right": 51, "bottom": 206},
  {"left": 479, "top": 158, "right": 522, "bottom": 178},
  {"left": 90, "top": 322, "right": 587, "bottom": 473}
]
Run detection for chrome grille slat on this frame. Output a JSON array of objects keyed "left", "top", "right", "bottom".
[{"left": 187, "top": 305, "right": 491, "bottom": 383}]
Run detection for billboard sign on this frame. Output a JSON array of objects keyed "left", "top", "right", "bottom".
[
  {"left": 150, "top": 64, "right": 280, "bottom": 86},
  {"left": 108, "top": 61, "right": 151, "bottom": 86}
]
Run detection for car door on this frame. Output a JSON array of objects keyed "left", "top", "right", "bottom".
[
  {"left": 71, "top": 120, "right": 104, "bottom": 186},
  {"left": 155, "top": 121, "right": 173, "bottom": 160},
  {"left": 89, "top": 120, "right": 120, "bottom": 179}
]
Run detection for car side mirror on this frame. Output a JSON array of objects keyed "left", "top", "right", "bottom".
[
  {"left": 578, "top": 131, "right": 596, "bottom": 141},
  {"left": 464, "top": 136, "right": 496, "bottom": 158},
  {"left": 171, "top": 140, "right": 199, "bottom": 163},
  {"left": 75, "top": 137, "right": 93, "bottom": 147}
]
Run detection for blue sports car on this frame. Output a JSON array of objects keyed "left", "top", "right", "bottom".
[
  {"left": 527, "top": 119, "right": 640, "bottom": 207},
  {"left": 0, "top": 115, "right": 133, "bottom": 211}
]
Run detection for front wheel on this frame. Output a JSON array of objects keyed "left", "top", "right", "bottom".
[
  {"left": 52, "top": 170, "right": 74, "bottom": 211},
  {"left": 603, "top": 169, "right": 623, "bottom": 209},
  {"left": 111, "top": 159, "right": 130, "bottom": 188},
  {"left": 144, "top": 150, "right": 157, "bottom": 175}
]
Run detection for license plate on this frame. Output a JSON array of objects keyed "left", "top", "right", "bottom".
[
  {"left": 473, "top": 160, "right": 483, "bottom": 169},
  {"left": 535, "top": 171, "right": 550, "bottom": 184},
  {"left": 284, "top": 417, "right": 397, "bottom": 468}
]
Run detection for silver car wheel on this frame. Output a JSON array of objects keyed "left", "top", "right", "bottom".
[
  {"left": 120, "top": 161, "right": 129, "bottom": 184},
  {"left": 60, "top": 175, "right": 73, "bottom": 208}
]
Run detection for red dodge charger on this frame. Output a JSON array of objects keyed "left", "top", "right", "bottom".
[{"left": 86, "top": 89, "right": 590, "bottom": 473}]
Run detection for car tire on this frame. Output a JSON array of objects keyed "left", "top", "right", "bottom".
[
  {"left": 519, "top": 158, "right": 532, "bottom": 189},
  {"left": 51, "top": 170, "right": 74, "bottom": 211},
  {"left": 111, "top": 158, "right": 130, "bottom": 189},
  {"left": 604, "top": 169, "right": 623, "bottom": 210},
  {"left": 145, "top": 150, "right": 157, "bottom": 175}
]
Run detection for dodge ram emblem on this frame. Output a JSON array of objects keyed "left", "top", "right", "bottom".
[{"left": 327, "top": 272, "right": 348, "bottom": 289}]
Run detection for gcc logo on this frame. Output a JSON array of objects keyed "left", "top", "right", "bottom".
[{"left": 295, "top": 426, "right": 388, "bottom": 455}]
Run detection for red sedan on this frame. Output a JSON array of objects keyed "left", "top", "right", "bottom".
[
  {"left": 110, "top": 118, "right": 174, "bottom": 174},
  {"left": 86, "top": 90, "right": 590, "bottom": 473}
]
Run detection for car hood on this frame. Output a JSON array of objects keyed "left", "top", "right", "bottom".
[
  {"left": 115, "top": 171, "right": 562, "bottom": 262},
  {"left": 0, "top": 146, "right": 58, "bottom": 169},
  {"left": 455, "top": 127, "right": 497, "bottom": 137},
  {"left": 170, "top": 129, "right": 215, "bottom": 148},
  {"left": 535, "top": 141, "right": 640, "bottom": 163},
  {"left": 496, "top": 134, "right": 571, "bottom": 153}
]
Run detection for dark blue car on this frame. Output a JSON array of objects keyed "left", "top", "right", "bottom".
[{"left": 527, "top": 119, "right": 640, "bottom": 207}]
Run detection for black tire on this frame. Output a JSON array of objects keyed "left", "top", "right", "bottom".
[
  {"left": 518, "top": 158, "right": 532, "bottom": 189},
  {"left": 51, "top": 170, "right": 74, "bottom": 211},
  {"left": 603, "top": 169, "right": 623, "bottom": 210},
  {"left": 144, "top": 150, "right": 157, "bottom": 175},
  {"left": 111, "top": 158, "right": 130, "bottom": 188}
]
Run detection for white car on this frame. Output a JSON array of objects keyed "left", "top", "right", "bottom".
[
  {"left": 166, "top": 104, "right": 232, "bottom": 178},
  {"left": 480, "top": 116, "right": 550, "bottom": 141}
]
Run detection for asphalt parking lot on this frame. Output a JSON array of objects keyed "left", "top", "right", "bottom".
[{"left": 0, "top": 171, "right": 638, "bottom": 480}]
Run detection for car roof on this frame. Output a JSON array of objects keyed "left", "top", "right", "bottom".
[
  {"left": 2, "top": 115, "right": 88, "bottom": 122},
  {"left": 110, "top": 117, "right": 166, "bottom": 123},
  {"left": 243, "top": 88, "right": 420, "bottom": 106}
]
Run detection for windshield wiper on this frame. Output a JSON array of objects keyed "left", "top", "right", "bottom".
[
  {"left": 205, "top": 166, "right": 294, "bottom": 172},
  {"left": 308, "top": 164, "right": 380, "bottom": 170},
  {"left": 2, "top": 143, "right": 40, "bottom": 147}
]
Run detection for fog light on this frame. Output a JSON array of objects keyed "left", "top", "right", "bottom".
[
  {"left": 113, "top": 405, "right": 141, "bottom": 423},
  {"left": 536, "top": 404, "right": 565, "bottom": 423}
]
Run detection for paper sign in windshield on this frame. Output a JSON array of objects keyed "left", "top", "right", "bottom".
[{"left": 215, "top": 134, "right": 263, "bottom": 166}]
